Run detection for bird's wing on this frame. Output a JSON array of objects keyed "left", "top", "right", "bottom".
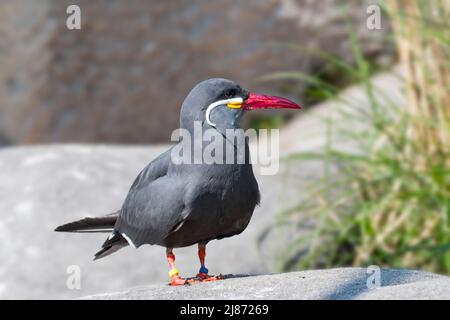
[
  {"left": 127, "top": 148, "right": 172, "bottom": 191},
  {"left": 115, "top": 147, "right": 190, "bottom": 247}
]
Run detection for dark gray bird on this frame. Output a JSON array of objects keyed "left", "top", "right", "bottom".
[{"left": 55, "top": 78, "right": 300, "bottom": 285}]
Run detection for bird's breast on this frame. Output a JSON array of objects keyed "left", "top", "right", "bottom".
[{"left": 162, "top": 163, "right": 260, "bottom": 248}]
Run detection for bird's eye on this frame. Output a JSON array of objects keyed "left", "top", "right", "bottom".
[{"left": 223, "top": 89, "right": 236, "bottom": 99}]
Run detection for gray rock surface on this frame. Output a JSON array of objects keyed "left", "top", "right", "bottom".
[
  {"left": 81, "top": 268, "right": 450, "bottom": 300},
  {"left": 0, "top": 0, "right": 390, "bottom": 144},
  {"left": 0, "top": 144, "right": 291, "bottom": 299}
]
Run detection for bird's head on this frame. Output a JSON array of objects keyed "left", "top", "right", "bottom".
[{"left": 180, "top": 78, "right": 301, "bottom": 132}]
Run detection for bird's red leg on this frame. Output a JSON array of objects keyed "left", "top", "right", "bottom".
[
  {"left": 166, "top": 248, "right": 186, "bottom": 286},
  {"left": 196, "top": 244, "right": 223, "bottom": 282}
]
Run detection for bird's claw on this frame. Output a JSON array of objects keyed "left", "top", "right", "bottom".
[
  {"left": 169, "top": 275, "right": 188, "bottom": 286},
  {"left": 195, "top": 272, "right": 224, "bottom": 282},
  {"left": 169, "top": 273, "right": 225, "bottom": 286}
]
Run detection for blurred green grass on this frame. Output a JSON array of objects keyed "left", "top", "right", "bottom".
[{"left": 268, "top": 0, "right": 450, "bottom": 274}]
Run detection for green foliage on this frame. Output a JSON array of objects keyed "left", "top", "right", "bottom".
[
  {"left": 248, "top": 114, "right": 285, "bottom": 130},
  {"left": 269, "top": 1, "right": 450, "bottom": 274}
]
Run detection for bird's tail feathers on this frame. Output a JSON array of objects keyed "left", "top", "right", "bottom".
[
  {"left": 54, "top": 211, "right": 119, "bottom": 233},
  {"left": 94, "top": 231, "right": 128, "bottom": 260}
]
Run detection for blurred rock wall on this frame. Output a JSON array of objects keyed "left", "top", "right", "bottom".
[{"left": 0, "top": 0, "right": 388, "bottom": 144}]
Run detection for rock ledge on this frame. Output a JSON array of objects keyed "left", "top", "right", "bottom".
[{"left": 81, "top": 268, "right": 450, "bottom": 300}]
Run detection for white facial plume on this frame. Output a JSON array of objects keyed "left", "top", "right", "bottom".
[{"left": 205, "top": 97, "right": 243, "bottom": 127}]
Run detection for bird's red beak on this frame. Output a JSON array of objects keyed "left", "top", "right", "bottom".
[{"left": 243, "top": 93, "right": 301, "bottom": 110}]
